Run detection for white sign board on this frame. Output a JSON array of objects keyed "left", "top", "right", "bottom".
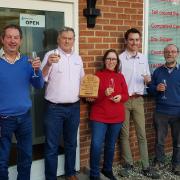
[{"left": 20, "top": 14, "right": 45, "bottom": 27}]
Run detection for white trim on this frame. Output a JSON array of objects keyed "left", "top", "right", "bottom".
[{"left": 143, "top": 0, "right": 149, "bottom": 57}]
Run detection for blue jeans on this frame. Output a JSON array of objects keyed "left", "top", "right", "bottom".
[
  {"left": 44, "top": 101, "right": 80, "bottom": 180},
  {"left": 154, "top": 112, "right": 180, "bottom": 167},
  {"left": 90, "top": 121, "right": 122, "bottom": 177},
  {"left": 0, "top": 111, "right": 32, "bottom": 180}
]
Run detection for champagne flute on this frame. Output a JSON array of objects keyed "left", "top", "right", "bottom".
[
  {"left": 142, "top": 69, "right": 149, "bottom": 88},
  {"left": 53, "top": 49, "right": 60, "bottom": 57},
  {"left": 53, "top": 49, "right": 61, "bottom": 73},
  {"left": 161, "top": 79, "right": 167, "bottom": 99},
  {"left": 31, "top": 51, "right": 39, "bottom": 78},
  {"left": 109, "top": 78, "right": 115, "bottom": 100}
]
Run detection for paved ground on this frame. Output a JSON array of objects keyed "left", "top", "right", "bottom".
[{"left": 58, "top": 157, "right": 180, "bottom": 180}]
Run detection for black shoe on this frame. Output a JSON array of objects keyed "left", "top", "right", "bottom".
[
  {"left": 172, "top": 166, "right": 180, "bottom": 176},
  {"left": 101, "top": 169, "right": 117, "bottom": 180},
  {"left": 90, "top": 176, "right": 100, "bottom": 180},
  {"left": 142, "top": 167, "right": 160, "bottom": 179},
  {"left": 119, "top": 163, "right": 134, "bottom": 177},
  {"left": 122, "top": 163, "right": 134, "bottom": 170}
]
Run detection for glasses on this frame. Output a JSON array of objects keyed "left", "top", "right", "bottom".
[
  {"left": 164, "top": 51, "right": 178, "bottom": 54},
  {"left": 106, "top": 58, "right": 117, "bottom": 61}
]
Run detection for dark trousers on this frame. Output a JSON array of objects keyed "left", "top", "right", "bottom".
[
  {"left": 0, "top": 111, "right": 32, "bottom": 180},
  {"left": 154, "top": 112, "right": 180, "bottom": 167},
  {"left": 44, "top": 101, "right": 80, "bottom": 180}
]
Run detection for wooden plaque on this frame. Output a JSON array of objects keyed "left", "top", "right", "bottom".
[{"left": 80, "top": 74, "right": 100, "bottom": 98}]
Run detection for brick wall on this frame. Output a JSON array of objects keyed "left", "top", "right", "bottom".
[{"left": 78, "top": 0, "right": 172, "bottom": 168}]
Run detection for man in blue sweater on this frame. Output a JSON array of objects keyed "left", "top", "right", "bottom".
[
  {"left": 148, "top": 44, "right": 180, "bottom": 176},
  {"left": 0, "top": 24, "right": 44, "bottom": 180}
]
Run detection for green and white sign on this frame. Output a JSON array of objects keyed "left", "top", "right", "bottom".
[{"left": 148, "top": 0, "right": 180, "bottom": 72}]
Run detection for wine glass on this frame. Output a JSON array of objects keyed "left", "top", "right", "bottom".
[
  {"left": 30, "top": 51, "right": 39, "bottom": 78},
  {"left": 161, "top": 79, "right": 167, "bottom": 99},
  {"left": 109, "top": 78, "right": 115, "bottom": 100},
  {"left": 53, "top": 49, "right": 61, "bottom": 72},
  {"left": 142, "top": 69, "right": 149, "bottom": 88},
  {"left": 53, "top": 49, "right": 60, "bottom": 57}
]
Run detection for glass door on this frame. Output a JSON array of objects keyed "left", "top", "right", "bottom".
[{"left": 0, "top": 1, "right": 79, "bottom": 180}]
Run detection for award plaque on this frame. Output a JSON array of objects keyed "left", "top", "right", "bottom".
[{"left": 80, "top": 74, "right": 100, "bottom": 98}]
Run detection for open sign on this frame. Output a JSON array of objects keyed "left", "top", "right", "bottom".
[{"left": 20, "top": 14, "right": 45, "bottom": 27}]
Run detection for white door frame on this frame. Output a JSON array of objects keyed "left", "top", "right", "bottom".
[{"left": 0, "top": 0, "right": 79, "bottom": 179}]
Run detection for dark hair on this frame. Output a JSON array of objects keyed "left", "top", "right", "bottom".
[
  {"left": 102, "top": 49, "right": 120, "bottom": 73},
  {"left": 124, "top": 28, "right": 141, "bottom": 40},
  {"left": 1, "top": 24, "right": 23, "bottom": 39},
  {"left": 58, "top": 26, "right": 75, "bottom": 37}
]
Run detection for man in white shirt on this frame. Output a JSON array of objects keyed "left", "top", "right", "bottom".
[
  {"left": 119, "top": 28, "right": 159, "bottom": 179},
  {"left": 41, "top": 27, "right": 84, "bottom": 180}
]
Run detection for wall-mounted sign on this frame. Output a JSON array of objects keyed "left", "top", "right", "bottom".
[
  {"left": 20, "top": 13, "right": 45, "bottom": 28},
  {"left": 148, "top": 0, "right": 180, "bottom": 73}
]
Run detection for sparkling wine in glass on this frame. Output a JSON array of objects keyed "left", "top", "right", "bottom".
[
  {"left": 142, "top": 69, "right": 149, "bottom": 88},
  {"left": 109, "top": 78, "right": 115, "bottom": 100},
  {"left": 53, "top": 49, "right": 61, "bottom": 72},
  {"left": 161, "top": 79, "right": 167, "bottom": 99},
  {"left": 31, "top": 51, "right": 39, "bottom": 78}
]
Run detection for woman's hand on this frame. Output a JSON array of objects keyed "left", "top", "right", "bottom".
[
  {"left": 105, "top": 87, "right": 114, "bottom": 96},
  {"left": 111, "top": 94, "right": 121, "bottom": 103}
]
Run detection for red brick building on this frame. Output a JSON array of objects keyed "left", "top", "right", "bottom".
[
  {"left": 0, "top": 0, "right": 172, "bottom": 179},
  {"left": 78, "top": 0, "right": 172, "bottom": 169}
]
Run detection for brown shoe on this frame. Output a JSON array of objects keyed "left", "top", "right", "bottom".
[{"left": 65, "top": 175, "right": 78, "bottom": 180}]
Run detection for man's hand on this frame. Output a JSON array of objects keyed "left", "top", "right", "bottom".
[
  {"left": 86, "top": 98, "right": 96, "bottom": 102},
  {"left": 31, "top": 57, "right": 41, "bottom": 70},
  {"left": 157, "top": 83, "right": 166, "bottom": 92},
  {"left": 46, "top": 54, "right": 60, "bottom": 67},
  {"left": 142, "top": 75, "right": 151, "bottom": 84}
]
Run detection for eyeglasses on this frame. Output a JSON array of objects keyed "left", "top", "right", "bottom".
[
  {"left": 164, "top": 51, "right": 178, "bottom": 54},
  {"left": 106, "top": 58, "right": 117, "bottom": 61}
]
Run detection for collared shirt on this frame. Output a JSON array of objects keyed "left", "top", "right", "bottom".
[
  {"left": 164, "top": 63, "right": 179, "bottom": 74},
  {"left": 41, "top": 48, "right": 85, "bottom": 103},
  {"left": 0, "top": 48, "right": 20, "bottom": 64},
  {"left": 119, "top": 50, "right": 150, "bottom": 96}
]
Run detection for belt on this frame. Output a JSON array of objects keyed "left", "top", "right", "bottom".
[
  {"left": 46, "top": 100, "right": 79, "bottom": 107},
  {"left": 129, "top": 94, "right": 142, "bottom": 99}
]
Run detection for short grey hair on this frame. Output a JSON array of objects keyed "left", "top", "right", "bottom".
[
  {"left": 58, "top": 26, "right": 75, "bottom": 37},
  {"left": 164, "top": 44, "right": 179, "bottom": 53}
]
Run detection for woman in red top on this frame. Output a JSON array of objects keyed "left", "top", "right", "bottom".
[{"left": 87, "top": 49, "right": 129, "bottom": 180}]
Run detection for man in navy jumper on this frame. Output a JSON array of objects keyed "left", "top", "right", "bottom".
[
  {"left": 148, "top": 44, "right": 180, "bottom": 176},
  {"left": 0, "top": 24, "right": 44, "bottom": 180}
]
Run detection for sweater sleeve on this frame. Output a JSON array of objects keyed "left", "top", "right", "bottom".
[{"left": 119, "top": 74, "right": 129, "bottom": 103}]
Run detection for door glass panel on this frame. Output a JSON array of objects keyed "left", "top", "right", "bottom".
[{"left": 0, "top": 7, "right": 65, "bottom": 166}]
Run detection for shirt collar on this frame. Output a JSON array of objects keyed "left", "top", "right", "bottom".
[
  {"left": 125, "top": 50, "right": 140, "bottom": 60},
  {"left": 0, "top": 48, "right": 21, "bottom": 64},
  {"left": 164, "top": 63, "right": 179, "bottom": 69},
  {"left": 163, "top": 63, "right": 179, "bottom": 73},
  {"left": 58, "top": 47, "right": 74, "bottom": 56}
]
